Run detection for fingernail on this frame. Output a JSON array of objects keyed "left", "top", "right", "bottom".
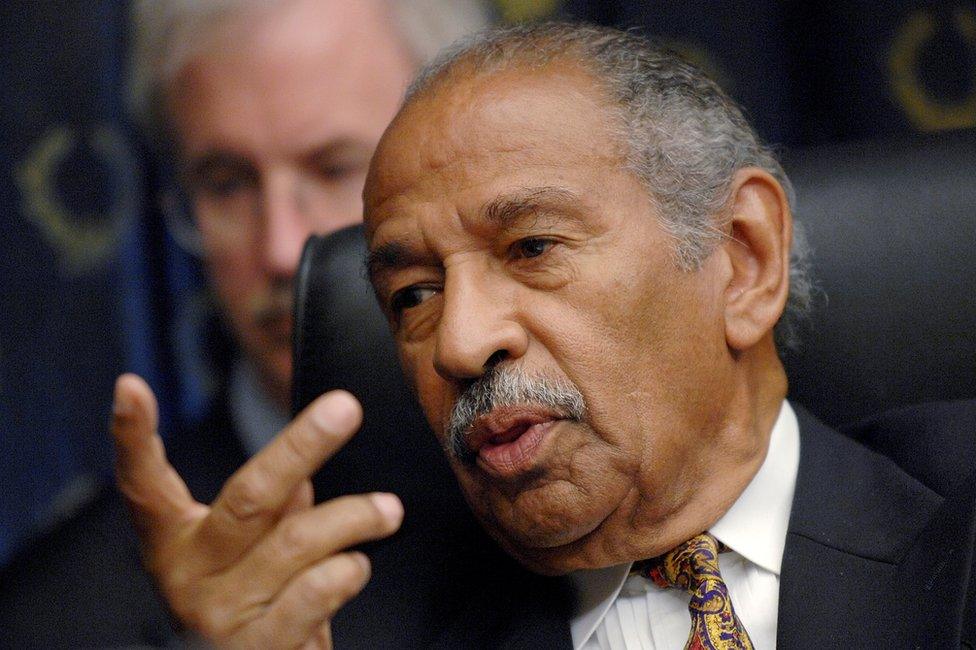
[
  {"left": 311, "top": 391, "right": 361, "bottom": 432},
  {"left": 352, "top": 551, "right": 371, "bottom": 574},
  {"left": 113, "top": 378, "right": 132, "bottom": 418},
  {"left": 371, "top": 493, "right": 404, "bottom": 525}
]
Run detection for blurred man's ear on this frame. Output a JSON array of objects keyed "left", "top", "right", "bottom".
[{"left": 720, "top": 168, "right": 792, "bottom": 351}]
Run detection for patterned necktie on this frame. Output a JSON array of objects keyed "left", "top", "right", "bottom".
[{"left": 632, "top": 533, "right": 754, "bottom": 650}]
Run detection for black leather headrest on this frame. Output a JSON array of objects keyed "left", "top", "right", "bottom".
[
  {"left": 292, "top": 226, "right": 398, "bottom": 421},
  {"left": 783, "top": 132, "right": 976, "bottom": 426},
  {"left": 291, "top": 226, "right": 461, "bottom": 512}
]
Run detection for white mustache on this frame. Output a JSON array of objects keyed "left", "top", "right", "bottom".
[{"left": 446, "top": 365, "right": 586, "bottom": 462}]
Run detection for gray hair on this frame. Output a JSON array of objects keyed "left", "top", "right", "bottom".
[
  {"left": 405, "top": 22, "right": 814, "bottom": 350},
  {"left": 128, "top": 0, "right": 490, "bottom": 144}
]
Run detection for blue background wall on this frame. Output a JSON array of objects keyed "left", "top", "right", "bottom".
[{"left": 0, "top": 0, "right": 157, "bottom": 565}]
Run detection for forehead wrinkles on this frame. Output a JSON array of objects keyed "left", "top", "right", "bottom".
[
  {"left": 366, "top": 134, "right": 624, "bottom": 244},
  {"left": 366, "top": 62, "right": 629, "bottom": 214}
]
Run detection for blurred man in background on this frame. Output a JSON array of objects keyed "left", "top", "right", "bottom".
[
  {"left": 132, "top": 0, "right": 485, "bottom": 449},
  {"left": 0, "top": 1, "right": 490, "bottom": 647}
]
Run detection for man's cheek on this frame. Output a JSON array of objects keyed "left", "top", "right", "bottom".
[
  {"left": 409, "top": 367, "right": 452, "bottom": 440},
  {"left": 208, "top": 268, "right": 257, "bottom": 326}
]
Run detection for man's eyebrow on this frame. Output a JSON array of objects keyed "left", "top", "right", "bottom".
[
  {"left": 182, "top": 151, "right": 253, "bottom": 183},
  {"left": 481, "top": 186, "right": 580, "bottom": 225},
  {"left": 301, "top": 137, "right": 373, "bottom": 164},
  {"left": 366, "top": 242, "right": 429, "bottom": 284}
]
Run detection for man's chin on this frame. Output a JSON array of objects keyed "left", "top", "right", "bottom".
[
  {"left": 247, "top": 341, "right": 293, "bottom": 405},
  {"left": 498, "top": 535, "right": 599, "bottom": 576},
  {"left": 477, "top": 507, "right": 606, "bottom": 576}
]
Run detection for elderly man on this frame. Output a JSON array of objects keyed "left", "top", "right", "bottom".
[
  {"left": 114, "top": 21, "right": 975, "bottom": 650},
  {"left": 0, "top": 1, "right": 504, "bottom": 648}
]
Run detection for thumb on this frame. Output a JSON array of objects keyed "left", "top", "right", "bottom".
[{"left": 112, "top": 374, "right": 202, "bottom": 542}]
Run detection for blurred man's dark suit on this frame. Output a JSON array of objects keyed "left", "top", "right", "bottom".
[
  {"left": 0, "top": 393, "right": 244, "bottom": 648},
  {"left": 1, "top": 399, "right": 973, "bottom": 648}
]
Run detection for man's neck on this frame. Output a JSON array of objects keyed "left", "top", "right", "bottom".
[
  {"left": 632, "top": 345, "right": 790, "bottom": 562},
  {"left": 229, "top": 360, "right": 291, "bottom": 456}
]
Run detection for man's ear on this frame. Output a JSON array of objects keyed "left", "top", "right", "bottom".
[{"left": 721, "top": 168, "right": 792, "bottom": 351}]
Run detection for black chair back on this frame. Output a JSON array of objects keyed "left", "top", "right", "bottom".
[{"left": 783, "top": 132, "right": 976, "bottom": 426}]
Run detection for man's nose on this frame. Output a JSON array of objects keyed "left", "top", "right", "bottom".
[
  {"left": 433, "top": 266, "right": 529, "bottom": 380},
  {"left": 258, "top": 175, "right": 313, "bottom": 277}
]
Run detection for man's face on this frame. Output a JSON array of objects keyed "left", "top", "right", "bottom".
[
  {"left": 365, "top": 63, "right": 745, "bottom": 574},
  {"left": 168, "top": 0, "right": 414, "bottom": 402}
]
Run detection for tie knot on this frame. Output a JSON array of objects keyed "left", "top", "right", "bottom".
[
  {"left": 632, "top": 533, "right": 754, "bottom": 650},
  {"left": 634, "top": 533, "right": 723, "bottom": 594}
]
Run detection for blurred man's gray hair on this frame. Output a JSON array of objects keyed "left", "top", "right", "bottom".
[
  {"left": 128, "top": 0, "right": 490, "bottom": 141},
  {"left": 405, "top": 22, "right": 815, "bottom": 350}
]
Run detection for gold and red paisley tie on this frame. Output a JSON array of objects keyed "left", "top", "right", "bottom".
[{"left": 633, "top": 533, "right": 754, "bottom": 650}]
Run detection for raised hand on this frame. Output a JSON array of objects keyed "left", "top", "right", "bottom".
[{"left": 111, "top": 374, "right": 403, "bottom": 649}]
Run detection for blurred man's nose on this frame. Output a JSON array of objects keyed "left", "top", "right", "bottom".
[
  {"left": 259, "top": 174, "right": 320, "bottom": 277},
  {"left": 260, "top": 211, "right": 305, "bottom": 278},
  {"left": 433, "top": 263, "right": 528, "bottom": 380}
]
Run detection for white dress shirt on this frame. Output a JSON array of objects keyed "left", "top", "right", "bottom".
[{"left": 570, "top": 401, "right": 800, "bottom": 650}]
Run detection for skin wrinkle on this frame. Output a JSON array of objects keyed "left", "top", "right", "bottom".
[
  {"left": 366, "top": 69, "right": 624, "bottom": 220},
  {"left": 521, "top": 477, "right": 638, "bottom": 568},
  {"left": 555, "top": 448, "right": 638, "bottom": 560},
  {"left": 374, "top": 197, "right": 591, "bottom": 330},
  {"left": 481, "top": 186, "right": 580, "bottom": 226}
]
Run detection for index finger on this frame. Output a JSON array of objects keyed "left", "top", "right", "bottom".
[
  {"left": 111, "top": 374, "right": 201, "bottom": 539},
  {"left": 200, "top": 390, "right": 363, "bottom": 556}
]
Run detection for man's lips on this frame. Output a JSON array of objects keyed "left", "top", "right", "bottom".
[
  {"left": 465, "top": 406, "right": 565, "bottom": 477},
  {"left": 466, "top": 405, "right": 562, "bottom": 450}
]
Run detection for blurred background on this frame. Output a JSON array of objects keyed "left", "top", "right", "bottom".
[{"left": 1, "top": 0, "right": 974, "bottom": 568}]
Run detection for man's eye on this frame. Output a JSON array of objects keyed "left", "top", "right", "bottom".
[
  {"left": 390, "top": 285, "right": 439, "bottom": 314},
  {"left": 315, "top": 160, "right": 368, "bottom": 183},
  {"left": 512, "top": 238, "right": 555, "bottom": 259},
  {"left": 194, "top": 170, "right": 254, "bottom": 199}
]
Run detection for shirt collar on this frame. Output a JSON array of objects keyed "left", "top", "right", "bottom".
[
  {"left": 568, "top": 399, "right": 800, "bottom": 647},
  {"left": 229, "top": 360, "right": 290, "bottom": 456},
  {"left": 710, "top": 400, "right": 799, "bottom": 574}
]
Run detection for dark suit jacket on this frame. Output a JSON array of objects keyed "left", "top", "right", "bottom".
[
  {"left": 0, "top": 397, "right": 246, "bottom": 648},
  {"left": 2, "top": 401, "right": 973, "bottom": 648},
  {"left": 779, "top": 402, "right": 976, "bottom": 648}
]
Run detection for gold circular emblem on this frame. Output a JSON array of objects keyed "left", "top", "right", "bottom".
[
  {"left": 16, "top": 124, "right": 136, "bottom": 274},
  {"left": 494, "top": 0, "right": 561, "bottom": 23},
  {"left": 889, "top": 7, "right": 976, "bottom": 131}
]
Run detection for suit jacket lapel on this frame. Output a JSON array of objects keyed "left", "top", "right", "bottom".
[
  {"left": 778, "top": 405, "right": 946, "bottom": 646},
  {"left": 897, "top": 463, "right": 976, "bottom": 645}
]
